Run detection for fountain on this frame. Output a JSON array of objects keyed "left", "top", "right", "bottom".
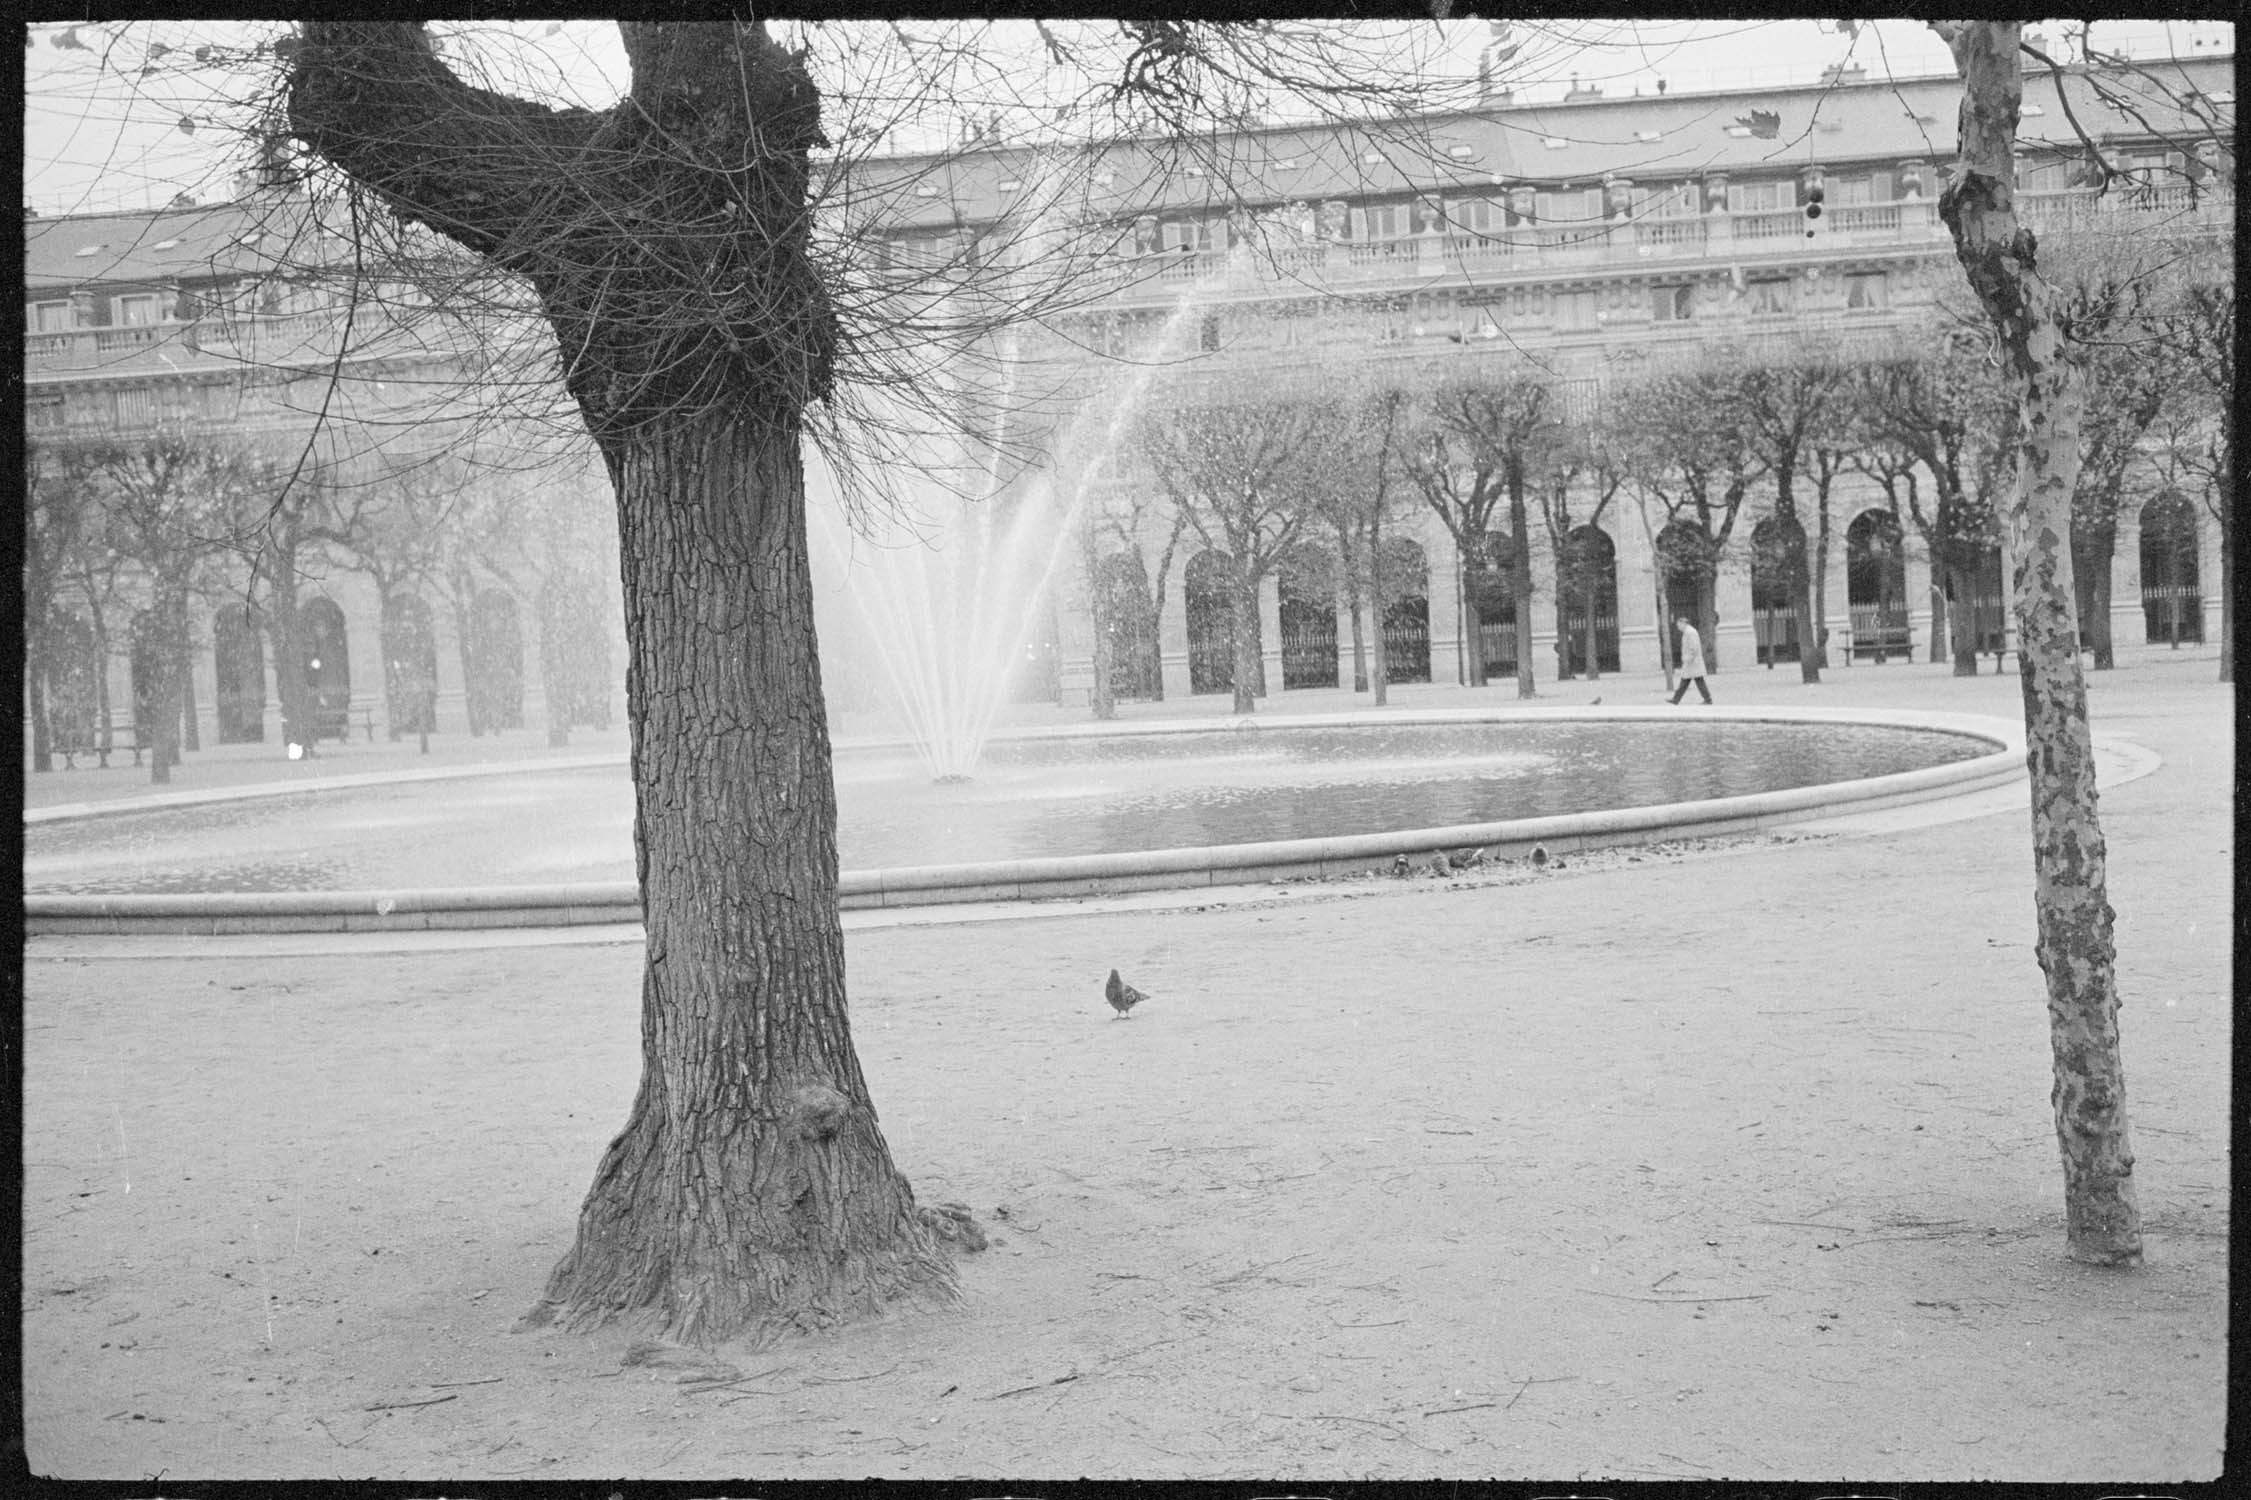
[
  {"left": 812, "top": 226, "right": 1244, "bottom": 783},
  {"left": 19, "top": 205, "right": 2040, "bottom": 937}
]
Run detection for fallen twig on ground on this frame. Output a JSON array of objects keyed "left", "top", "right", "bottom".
[
  {"left": 1423, "top": 1401, "right": 1499, "bottom": 1417},
  {"left": 1580, "top": 1289, "right": 1771, "bottom": 1303},
  {"left": 800, "top": 1364, "right": 897, "bottom": 1385},
  {"left": 363, "top": 1393, "right": 457, "bottom": 1411},
  {"left": 429, "top": 1376, "right": 502, "bottom": 1388},
  {"left": 986, "top": 1371, "right": 1081, "bottom": 1399}
]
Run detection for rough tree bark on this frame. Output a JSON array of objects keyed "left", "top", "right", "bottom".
[
  {"left": 1936, "top": 18, "right": 2141, "bottom": 1266},
  {"left": 290, "top": 20, "right": 963, "bottom": 1343}
]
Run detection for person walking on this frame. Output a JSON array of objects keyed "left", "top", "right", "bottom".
[{"left": 1670, "top": 615, "right": 1713, "bottom": 704}]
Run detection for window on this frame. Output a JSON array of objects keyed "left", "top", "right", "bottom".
[
  {"left": 1637, "top": 184, "right": 1700, "bottom": 219},
  {"left": 1357, "top": 202, "right": 1405, "bottom": 240},
  {"left": 1445, "top": 194, "right": 1503, "bottom": 234},
  {"left": 1845, "top": 272, "right": 1888, "bottom": 311},
  {"left": 1199, "top": 314, "right": 1221, "bottom": 352},
  {"left": 1554, "top": 289, "right": 1599, "bottom": 329},
  {"left": 1746, "top": 278, "right": 1795, "bottom": 315},
  {"left": 29, "top": 395, "right": 66, "bottom": 429},
  {"left": 28, "top": 300, "right": 74, "bottom": 332},
  {"left": 1729, "top": 180, "right": 1789, "bottom": 212},
  {"left": 1830, "top": 174, "right": 1875, "bottom": 206},
  {"left": 1537, "top": 187, "right": 1601, "bottom": 223},
  {"left": 113, "top": 293, "right": 162, "bottom": 326},
  {"left": 114, "top": 387, "right": 156, "bottom": 426},
  {"left": 1651, "top": 284, "right": 1694, "bottom": 321}
]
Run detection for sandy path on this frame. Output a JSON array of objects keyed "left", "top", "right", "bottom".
[{"left": 21, "top": 652, "right": 2228, "bottom": 1482}]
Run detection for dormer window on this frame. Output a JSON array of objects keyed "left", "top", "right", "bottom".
[
  {"left": 113, "top": 293, "right": 162, "bottom": 326},
  {"left": 151, "top": 237, "right": 182, "bottom": 251},
  {"left": 1446, "top": 144, "right": 1476, "bottom": 160},
  {"left": 1635, "top": 130, "right": 1663, "bottom": 142},
  {"left": 1542, "top": 136, "right": 1569, "bottom": 149},
  {"left": 75, "top": 243, "right": 106, "bottom": 257}
]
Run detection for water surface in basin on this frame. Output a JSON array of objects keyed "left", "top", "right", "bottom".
[{"left": 24, "top": 719, "right": 1982, "bottom": 895}]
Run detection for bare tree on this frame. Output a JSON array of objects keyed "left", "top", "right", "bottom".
[
  {"left": 1933, "top": 19, "right": 2139, "bottom": 1265},
  {"left": 1731, "top": 350, "right": 1845, "bottom": 684},
  {"left": 23, "top": 439, "right": 105, "bottom": 773},
  {"left": 1399, "top": 372, "right": 1554, "bottom": 698},
  {"left": 81, "top": 429, "right": 258, "bottom": 783},
  {"left": 2150, "top": 247, "right": 2234, "bottom": 680},
  {"left": 1139, "top": 387, "right": 1336, "bottom": 713},
  {"left": 1610, "top": 362, "right": 1766, "bottom": 674},
  {"left": 1534, "top": 420, "right": 1627, "bottom": 683},
  {"left": 1305, "top": 384, "right": 1413, "bottom": 703},
  {"left": 287, "top": 22, "right": 974, "bottom": 1343},
  {"left": 1853, "top": 342, "right": 2016, "bottom": 676}
]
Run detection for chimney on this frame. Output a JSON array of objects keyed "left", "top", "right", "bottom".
[
  {"left": 1563, "top": 78, "right": 1604, "bottom": 104},
  {"left": 1819, "top": 62, "right": 1868, "bottom": 85}
]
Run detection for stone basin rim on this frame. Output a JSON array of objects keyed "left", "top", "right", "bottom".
[{"left": 22, "top": 705, "right": 2024, "bottom": 932}]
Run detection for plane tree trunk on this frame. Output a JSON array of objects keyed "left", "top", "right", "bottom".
[
  {"left": 289, "top": 19, "right": 961, "bottom": 1344},
  {"left": 1937, "top": 18, "right": 2140, "bottom": 1266}
]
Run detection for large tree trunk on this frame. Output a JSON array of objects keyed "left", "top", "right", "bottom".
[
  {"left": 2072, "top": 524, "right": 2117, "bottom": 669},
  {"left": 1777, "top": 504, "right": 1820, "bottom": 683},
  {"left": 1344, "top": 567, "right": 1368, "bottom": 692},
  {"left": 264, "top": 550, "right": 316, "bottom": 755},
  {"left": 28, "top": 654, "right": 52, "bottom": 773},
  {"left": 1367, "top": 520, "right": 1390, "bottom": 707},
  {"left": 1938, "top": 18, "right": 2140, "bottom": 1266},
  {"left": 1462, "top": 569, "right": 1487, "bottom": 688},
  {"left": 2219, "top": 508, "right": 2234, "bottom": 683},
  {"left": 144, "top": 587, "right": 189, "bottom": 786},
  {"left": 293, "top": 19, "right": 960, "bottom": 1346},
  {"left": 1508, "top": 483, "right": 1535, "bottom": 699},
  {"left": 522, "top": 417, "right": 949, "bottom": 1342},
  {"left": 1942, "top": 556, "right": 1982, "bottom": 677},
  {"left": 1229, "top": 566, "right": 1260, "bottom": 714},
  {"left": 1578, "top": 556, "right": 1600, "bottom": 682},
  {"left": 1085, "top": 532, "right": 1116, "bottom": 722}
]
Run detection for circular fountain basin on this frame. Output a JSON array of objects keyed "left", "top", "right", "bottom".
[{"left": 22, "top": 706, "right": 2022, "bottom": 934}]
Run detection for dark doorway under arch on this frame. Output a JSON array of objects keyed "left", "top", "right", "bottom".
[
  {"left": 1277, "top": 543, "right": 1340, "bottom": 690},
  {"left": 1185, "top": 549, "right": 1236, "bottom": 696},
  {"left": 383, "top": 594, "right": 441, "bottom": 737},
  {"left": 467, "top": 590, "right": 526, "bottom": 734},
  {"left": 301, "top": 595, "right": 352, "bottom": 741},
  {"left": 1845, "top": 509, "right": 1911, "bottom": 662},
  {"left": 213, "top": 602, "right": 266, "bottom": 742},
  {"left": 1096, "top": 550, "right": 1163, "bottom": 701},
  {"left": 1378, "top": 537, "right": 1430, "bottom": 685},
  {"left": 2139, "top": 491, "right": 2203, "bottom": 645},
  {"left": 1557, "top": 524, "right": 1620, "bottom": 677},
  {"left": 1750, "top": 518, "right": 1800, "bottom": 666}
]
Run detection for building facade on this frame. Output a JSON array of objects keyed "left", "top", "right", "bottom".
[{"left": 23, "top": 49, "right": 2235, "bottom": 757}]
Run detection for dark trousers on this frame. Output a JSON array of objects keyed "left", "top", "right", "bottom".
[{"left": 1671, "top": 674, "right": 1712, "bottom": 704}]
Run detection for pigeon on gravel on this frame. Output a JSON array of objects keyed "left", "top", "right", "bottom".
[{"left": 1105, "top": 968, "right": 1149, "bottom": 1019}]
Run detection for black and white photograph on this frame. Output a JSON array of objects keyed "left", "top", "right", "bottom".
[{"left": 19, "top": 14, "right": 2232, "bottom": 1486}]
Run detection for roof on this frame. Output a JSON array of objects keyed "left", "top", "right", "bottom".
[
  {"left": 849, "top": 54, "right": 2235, "bottom": 229},
  {"left": 23, "top": 198, "right": 331, "bottom": 293},
  {"left": 24, "top": 53, "right": 2233, "bottom": 286}
]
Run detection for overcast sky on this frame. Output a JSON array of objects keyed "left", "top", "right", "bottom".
[{"left": 22, "top": 17, "right": 2237, "bottom": 217}]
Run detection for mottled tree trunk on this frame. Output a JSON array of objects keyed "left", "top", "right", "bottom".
[
  {"left": 1938, "top": 18, "right": 2140, "bottom": 1266},
  {"left": 144, "top": 585, "right": 190, "bottom": 786},
  {"left": 520, "top": 417, "right": 947, "bottom": 1342}
]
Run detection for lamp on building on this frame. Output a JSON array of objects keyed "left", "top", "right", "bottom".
[{"left": 1802, "top": 181, "right": 1825, "bottom": 237}]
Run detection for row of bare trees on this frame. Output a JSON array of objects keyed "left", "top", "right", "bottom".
[
  {"left": 1081, "top": 268, "right": 2228, "bottom": 715},
  {"left": 22, "top": 423, "right": 614, "bottom": 783}
]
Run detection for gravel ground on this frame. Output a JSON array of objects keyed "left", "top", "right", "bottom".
[{"left": 20, "top": 642, "right": 2230, "bottom": 1482}]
